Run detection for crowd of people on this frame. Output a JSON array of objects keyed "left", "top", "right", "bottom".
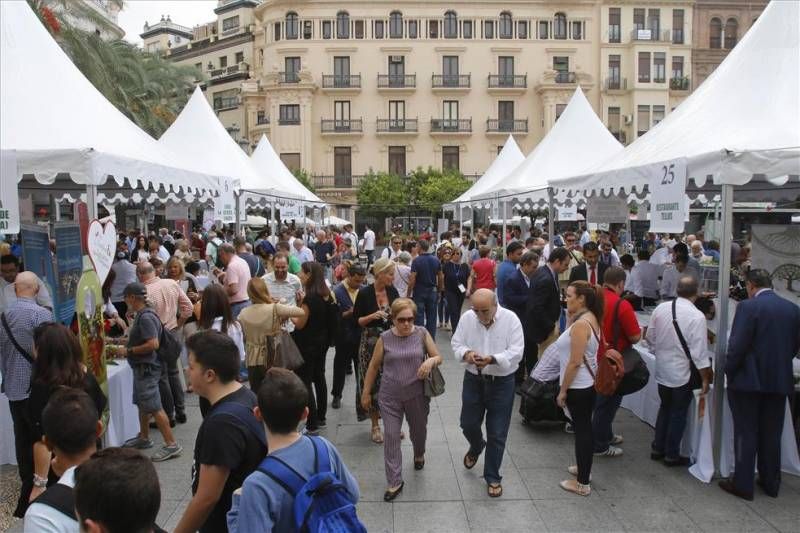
[{"left": 0, "top": 219, "right": 797, "bottom": 531}]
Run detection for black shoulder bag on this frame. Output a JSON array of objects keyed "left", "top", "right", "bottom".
[
  {"left": 612, "top": 300, "right": 650, "bottom": 395},
  {"left": 671, "top": 299, "right": 703, "bottom": 390}
]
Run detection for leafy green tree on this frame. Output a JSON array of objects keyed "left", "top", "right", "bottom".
[
  {"left": 291, "top": 168, "right": 316, "bottom": 193},
  {"left": 417, "top": 171, "right": 471, "bottom": 216},
  {"left": 357, "top": 171, "right": 406, "bottom": 219},
  {"left": 29, "top": 0, "right": 202, "bottom": 137}
]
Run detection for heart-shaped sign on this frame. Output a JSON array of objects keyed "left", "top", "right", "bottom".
[{"left": 87, "top": 219, "right": 116, "bottom": 284}]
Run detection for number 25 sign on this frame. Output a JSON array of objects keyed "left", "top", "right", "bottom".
[{"left": 648, "top": 158, "right": 687, "bottom": 233}]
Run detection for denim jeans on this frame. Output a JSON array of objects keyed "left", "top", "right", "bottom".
[
  {"left": 444, "top": 290, "right": 465, "bottom": 332},
  {"left": 460, "top": 371, "right": 516, "bottom": 484},
  {"left": 230, "top": 299, "right": 251, "bottom": 319},
  {"left": 592, "top": 393, "right": 623, "bottom": 452},
  {"left": 652, "top": 382, "right": 694, "bottom": 459},
  {"left": 437, "top": 291, "right": 447, "bottom": 323},
  {"left": 413, "top": 287, "right": 438, "bottom": 340}
]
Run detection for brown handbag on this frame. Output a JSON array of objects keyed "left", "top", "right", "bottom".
[{"left": 267, "top": 305, "right": 304, "bottom": 371}]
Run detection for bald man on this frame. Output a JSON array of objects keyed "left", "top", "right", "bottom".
[
  {"left": 0, "top": 271, "right": 54, "bottom": 517},
  {"left": 451, "top": 288, "right": 524, "bottom": 498},
  {"left": 0, "top": 255, "right": 53, "bottom": 313}
]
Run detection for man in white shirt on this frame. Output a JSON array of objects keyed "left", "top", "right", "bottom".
[
  {"left": 291, "top": 238, "right": 314, "bottom": 264},
  {"left": 629, "top": 250, "right": 662, "bottom": 307},
  {"left": 24, "top": 388, "right": 102, "bottom": 533},
  {"left": 660, "top": 256, "right": 699, "bottom": 300},
  {"left": 362, "top": 224, "right": 376, "bottom": 269},
  {"left": 0, "top": 255, "right": 53, "bottom": 313},
  {"left": 148, "top": 236, "right": 170, "bottom": 263},
  {"left": 342, "top": 224, "right": 359, "bottom": 257},
  {"left": 645, "top": 276, "right": 712, "bottom": 466},
  {"left": 263, "top": 255, "right": 302, "bottom": 332},
  {"left": 380, "top": 236, "right": 403, "bottom": 262},
  {"left": 451, "top": 289, "right": 524, "bottom": 497}
]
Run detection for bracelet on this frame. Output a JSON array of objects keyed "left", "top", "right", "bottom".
[{"left": 33, "top": 474, "right": 48, "bottom": 488}]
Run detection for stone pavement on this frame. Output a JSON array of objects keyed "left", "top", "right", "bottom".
[{"left": 4, "top": 329, "right": 800, "bottom": 532}]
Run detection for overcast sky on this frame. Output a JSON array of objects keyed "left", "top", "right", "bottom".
[{"left": 118, "top": 1, "right": 217, "bottom": 44}]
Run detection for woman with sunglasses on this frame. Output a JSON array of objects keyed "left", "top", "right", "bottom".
[
  {"left": 443, "top": 248, "right": 470, "bottom": 333},
  {"left": 361, "top": 298, "right": 442, "bottom": 501}
]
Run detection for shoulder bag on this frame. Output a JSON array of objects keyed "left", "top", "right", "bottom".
[
  {"left": 138, "top": 308, "right": 180, "bottom": 365},
  {"left": 0, "top": 313, "right": 34, "bottom": 365},
  {"left": 269, "top": 304, "right": 304, "bottom": 371},
  {"left": 612, "top": 299, "right": 650, "bottom": 396},
  {"left": 418, "top": 328, "right": 445, "bottom": 397},
  {"left": 671, "top": 299, "right": 703, "bottom": 390}
]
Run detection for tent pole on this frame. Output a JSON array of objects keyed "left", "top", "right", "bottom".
[
  {"left": 234, "top": 192, "right": 241, "bottom": 236},
  {"left": 547, "top": 188, "right": 555, "bottom": 245},
  {"left": 458, "top": 203, "right": 463, "bottom": 242},
  {"left": 502, "top": 199, "right": 508, "bottom": 253},
  {"left": 712, "top": 182, "right": 734, "bottom": 478},
  {"left": 270, "top": 197, "right": 276, "bottom": 238},
  {"left": 86, "top": 184, "right": 98, "bottom": 221}
]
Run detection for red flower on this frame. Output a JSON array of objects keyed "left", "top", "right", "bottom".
[{"left": 41, "top": 6, "right": 60, "bottom": 35}]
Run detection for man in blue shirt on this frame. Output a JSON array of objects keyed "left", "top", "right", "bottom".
[
  {"left": 407, "top": 239, "right": 442, "bottom": 339},
  {"left": 227, "top": 368, "right": 359, "bottom": 532},
  {"left": 496, "top": 242, "right": 524, "bottom": 307}
]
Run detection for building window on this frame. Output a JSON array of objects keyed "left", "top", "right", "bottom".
[
  {"left": 499, "top": 56, "right": 514, "bottom": 77},
  {"left": 553, "top": 56, "right": 569, "bottom": 82},
  {"left": 553, "top": 13, "right": 567, "bottom": 39},
  {"left": 388, "top": 55, "right": 405, "bottom": 81},
  {"left": 443, "top": 100, "right": 459, "bottom": 122},
  {"left": 408, "top": 20, "right": 418, "bottom": 38},
  {"left": 607, "top": 107, "right": 621, "bottom": 133},
  {"left": 637, "top": 105, "right": 650, "bottom": 137},
  {"left": 334, "top": 147, "right": 352, "bottom": 178},
  {"left": 555, "top": 103, "right": 567, "bottom": 121},
  {"left": 608, "top": 54, "right": 621, "bottom": 87},
  {"left": 273, "top": 22, "right": 281, "bottom": 41},
  {"left": 334, "top": 100, "right": 351, "bottom": 123},
  {"left": 672, "top": 9, "right": 684, "bottom": 44},
  {"left": 538, "top": 20, "right": 549, "bottom": 39},
  {"left": 633, "top": 8, "right": 645, "bottom": 31},
  {"left": 354, "top": 20, "right": 364, "bottom": 39},
  {"left": 638, "top": 52, "right": 650, "bottom": 82},
  {"left": 285, "top": 56, "right": 300, "bottom": 81},
  {"left": 390, "top": 11, "right": 403, "bottom": 38},
  {"left": 444, "top": 11, "right": 458, "bottom": 38},
  {"left": 498, "top": 101, "right": 514, "bottom": 128},
  {"left": 333, "top": 56, "right": 350, "bottom": 80},
  {"left": 222, "top": 15, "right": 239, "bottom": 32},
  {"left": 652, "top": 105, "right": 665, "bottom": 126},
  {"left": 322, "top": 20, "right": 332, "bottom": 39},
  {"left": 724, "top": 18, "right": 739, "bottom": 49},
  {"left": 280, "top": 153, "right": 301, "bottom": 172},
  {"left": 213, "top": 88, "right": 238, "bottom": 110},
  {"left": 146, "top": 41, "right": 160, "bottom": 53},
  {"left": 285, "top": 12, "right": 298, "bottom": 39},
  {"left": 374, "top": 20, "right": 385, "bottom": 39},
  {"left": 709, "top": 18, "right": 722, "bottom": 49},
  {"left": 654, "top": 53, "right": 666, "bottom": 83},
  {"left": 388, "top": 146, "right": 406, "bottom": 176},
  {"left": 429, "top": 20, "right": 439, "bottom": 39},
  {"left": 463, "top": 20, "right": 473, "bottom": 39},
  {"left": 571, "top": 21, "right": 581, "bottom": 40},
  {"left": 389, "top": 100, "right": 406, "bottom": 121},
  {"left": 647, "top": 9, "right": 660, "bottom": 36},
  {"left": 336, "top": 11, "right": 350, "bottom": 39},
  {"left": 235, "top": 51, "right": 244, "bottom": 64},
  {"left": 303, "top": 20, "right": 312, "bottom": 39},
  {"left": 484, "top": 20, "right": 494, "bottom": 39},
  {"left": 671, "top": 56, "right": 684, "bottom": 80},
  {"left": 443, "top": 56, "right": 459, "bottom": 82},
  {"left": 517, "top": 21, "right": 528, "bottom": 39},
  {"left": 442, "top": 146, "right": 460, "bottom": 171},
  {"left": 279, "top": 104, "right": 300, "bottom": 125},
  {"left": 499, "top": 12, "right": 513, "bottom": 39},
  {"left": 608, "top": 7, "right": 621, "bottom": 43},
  {"left": 219, "top": 56, "right": 228, "bottom": 68}
]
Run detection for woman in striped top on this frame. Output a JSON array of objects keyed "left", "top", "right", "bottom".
[{"left": 361, "top": 298, "right": 443, "bottom": 502}]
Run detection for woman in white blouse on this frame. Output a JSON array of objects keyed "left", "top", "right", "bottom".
[
  {"left": 554, "top": 280, "right": 604, "bottom": 496},
  {"left": 393, "top": 252, "right": 412, "bottom": 297},
  {"left": 195, "top": 284, "right": 245, "bottom": 361}
]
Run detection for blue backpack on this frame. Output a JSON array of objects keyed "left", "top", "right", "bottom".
[{"left": 257, "top": 436, "right": 366, "bottom": 533}]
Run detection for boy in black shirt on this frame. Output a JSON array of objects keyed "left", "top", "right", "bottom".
[{"left": 174, "top": 330, "right": 267, "bottom": 533}]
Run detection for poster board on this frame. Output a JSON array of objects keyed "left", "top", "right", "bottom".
[
  {"left": 750, "top": 224, "right": 800, "bottom": 296},
  {"left": 214, "top": 178, "right": 236, "bottom": 223},
  {"left": 52, "top": 223, "right": 82, "bottom": 324},
  {"left": 165, "top": 203, "right": 189, "bottom": 221},
  {"left": 587, "top": 195, "right": 628, "bottom": 224},
  {"left": 20, "top": 223, "right": 58, "bottom": 318}
]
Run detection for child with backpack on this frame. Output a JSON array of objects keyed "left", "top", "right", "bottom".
[{"left": 227, "top": 367, "right": 364, "bottom": 533}]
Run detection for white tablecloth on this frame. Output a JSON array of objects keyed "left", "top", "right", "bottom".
[
  {"left": 0, "top": 360, "right": 139, "bottom": 465},
  {"left": 621, "top": 344, "right": 800, "bottom": 482}
]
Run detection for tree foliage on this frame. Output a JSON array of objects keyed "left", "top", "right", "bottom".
[
  {"left": 356, "top": 171, "right": 407, "bottom": 218},
  {"left": 291, "top": 168, "right": 316, "bottom": 193},
  {"left": 29, "top": 0, "right": 202, "bottom": 137},
  {"left": 416, "top": 168, "right": 471, "bottom": 216}
]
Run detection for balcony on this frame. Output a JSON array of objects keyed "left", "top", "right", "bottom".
[
  {"left": 279, "top": 71, "right": 300, "bottom": 84},
  {"left": 603, "top": 77, "right": 628, "bottom": 92},
  {"left": 213, "top": 96, "right": 239, "bottom": 111},
  {"left": 555, "top": 71, "right": 577, "bottom": 84},
  {"left": 208, "top": 62, "right": 249, "bottom": 83},
  {"left": 608, "top": 26, "right": 622, "bottom": 43},
  {"left": 321, "top": 75, "right": 362, "bottom": 93},
  {"left": 431, "top": 74, "right": 471, "bottom": 91},
  {"left": 672, "top": 28, "right": 685, "bottom": 44},
  {"left": 376, "top": 119, "right": 418, "bottom": 134},
  {"left": 630, "top": 28, "right": 672, "bottom": 42},
  {"left": 487, "top": 74, "right": 527, "bottom": 94},
  {"left": 670, "top": 77, "right": 691, "bottom": 92},
  {"left": 430, "top": 118, "right": 472, "bottom": 134},
  {"left": 313, "top": 175, "right": 365, "bottom": 189},
  {"left": 252, "top": 114, "right": 270, "bottom": 133},
  {"left": 377, "top": 74, "right": 416, "bottom": 91},
  {"left": 320, "top": 119, "right": 363, "bottom": 135},
  {"left": 486, "top": 118, "right": 528, "bottom": 134}
]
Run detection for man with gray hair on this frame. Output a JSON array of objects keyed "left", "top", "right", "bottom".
[
  {"left": 0, "top": 271, "right": 54, "bottom": 516},
  {"left": 215, "top": 243, "right": 252, "bottom": 318},
  {"left": 314, "top": 229, "right": 335, "bottom": 280},
  {"left": 451, "top": 288, "right": 524, "bottom": 498},
  {"left": 205, "top": 231, "right": 223, "bottom": 269}
]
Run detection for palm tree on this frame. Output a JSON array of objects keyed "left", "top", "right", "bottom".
[{"left": 28, "top": 0, "right": 202, "bottom": 137}]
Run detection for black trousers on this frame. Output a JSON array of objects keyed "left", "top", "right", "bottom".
[
  {"left": 515, "top": 333, "right": 539, "bottom": 385},
  {"left": 566, "top": 387, "right": 596, "bottom": 485},
  {"left": 728, "top": 390, "right": 787, "bottom": 497},
  {"left": 332, "top": 336, "right": 358, "bottom": 398},
  {"left": 158, "top": 355, "right": 185, "bottom": 419},
  {"left": 444, "top": 290, "right": 465, "bottom": 333},
  {"left": 298, "top": 344, "right": 328, "bottom": 429},
  {"left": 9, "top": 399, "right": 33, "bottom": 517}
]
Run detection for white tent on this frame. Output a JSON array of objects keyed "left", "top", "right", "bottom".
[
  {"left": 449, "top": 135, "right": 525, "bottom": 207},
  {"left": 0, "top": 1, "right": 221, "bottom": 209},
  {"left": 473, "top": 88, "right": 624, "bottom": 208},
  {"left": 550, "top": 2, "right": 799, "bottom": 199},
  {"left": 248, "top": 135, "right": 324, "bottom": 207},
  {"left": 159, "top": 87, "right": 299, "bottom": 200}
]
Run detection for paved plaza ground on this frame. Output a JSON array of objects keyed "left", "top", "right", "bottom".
[{"left": 3, "top": 330, "right": 800, "bottom": 532}]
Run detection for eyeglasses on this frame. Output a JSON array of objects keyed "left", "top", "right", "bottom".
[
  {"left": 395, "top": 316, "right": 415, "bottom": 323},
  {"left": 472, "top": 307, "right": 493, "bottom": 314}
]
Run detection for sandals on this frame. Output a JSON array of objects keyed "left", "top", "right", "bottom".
[
  {"left": 559, "top": 479, "right": 591, "bottom": 496},
  {"left": 371, "top": 426, "right": 384, "bottom": 444},
  {"left": 487, "top": 483, "right": 503, "bottom": 498},
  {"left": 463, "top": 451, "right": 479, "bottom": 470}
]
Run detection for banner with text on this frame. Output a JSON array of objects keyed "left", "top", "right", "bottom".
[
  {"left": 53, "top": 223, "right": 82, "bottom": 324},
  {"left": 587, "top": 194, "right": 629, "bottom": 224},
  {"left": 280, "top": 203, "right": 304, "bottom": 222},
  {"left": 165, "top": 203, "right": 188, "bottom": 220},
  {"left": 21, "top": 224, "right": 58, "bottom": 318},
  {"left": 557, "top": 205, "right": 578, "bottom": 221},
  {"left": 648, "top": 158, "right": 688, "bottom": 233},
  {"left": 0, "top": 151, "right": 20, "bottom": 234},
  {"left": 214, "top": 178, "right": 236, "bottom": 223}
]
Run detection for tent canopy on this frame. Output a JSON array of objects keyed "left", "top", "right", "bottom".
[
  {"left": 449, "top": 135, "right": 525, "bottom": 207},
  {"left": 550, "top": 1, "right": 800, "bottom": 200},
  {"left": 0, "top": 1, "right": 220, "bottom": 197},
  {"left": 473, "top": 88, "right": 623, "bottom": 208},
  {"left": 247, "top": 135, "right": 324, "bottom": 207}
]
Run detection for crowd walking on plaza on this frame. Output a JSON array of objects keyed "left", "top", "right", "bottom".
[{"left": 0, "top": 220, "right": 798, "bottom": 532}]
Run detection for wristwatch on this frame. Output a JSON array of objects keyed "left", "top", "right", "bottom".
[{"left": 33, "top": 474, "right": 47, "bottom": 488}]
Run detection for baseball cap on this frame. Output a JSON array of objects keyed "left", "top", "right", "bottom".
[{"left": 123, "top": 282, "right": 147, "bottom": 297}]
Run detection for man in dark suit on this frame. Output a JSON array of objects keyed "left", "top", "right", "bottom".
[
  {"left": 503, "top": 251, "right": 540, "bottom": 384},
  {"left": 719, "top": 269, "right": 800, "bottom": 501},
  {"left": 568, "top": 241, "right": 607, "bottom": 286},
  {"left": 526, "top": 247, "right": 571, "bottom": 362}
]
